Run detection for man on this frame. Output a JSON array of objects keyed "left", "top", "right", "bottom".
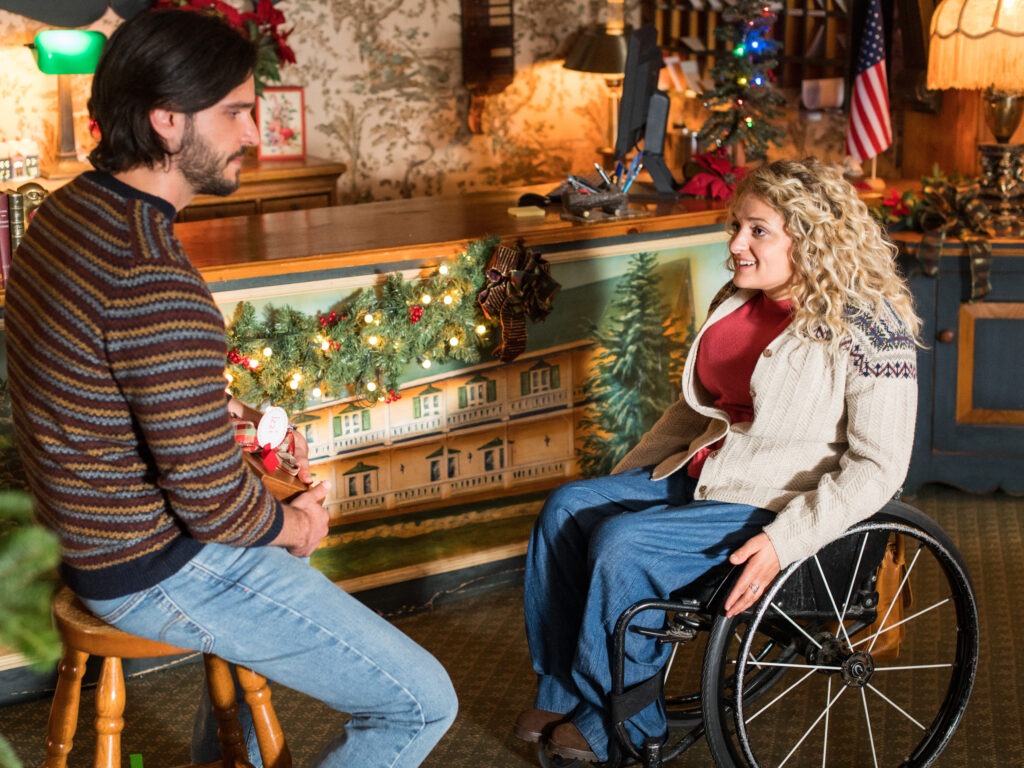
[{"left": 6, "top": 10, "right": 456, "bottom": 768}]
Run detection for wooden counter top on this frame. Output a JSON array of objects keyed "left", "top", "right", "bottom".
[{"left": 176, "top": 186, "right": 728, "bottom": 285}]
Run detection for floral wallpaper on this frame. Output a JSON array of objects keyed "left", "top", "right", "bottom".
[{"left": 0, "top": 0, "right": 852, "bottom": 203}]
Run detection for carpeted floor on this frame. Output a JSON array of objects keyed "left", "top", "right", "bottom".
[{"left": 2, "top": 483, "right": 1021, "bottom": 768}]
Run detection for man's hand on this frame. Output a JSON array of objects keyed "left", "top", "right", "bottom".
[
  {"left": 289, "top": 427, "right": 314, "bottom": 485},
  {"left": 723, "top": 532, "right": 781, "bottom": 618},
  {"left": 270, "top": 481, "right": 331, "bottom": 557}
]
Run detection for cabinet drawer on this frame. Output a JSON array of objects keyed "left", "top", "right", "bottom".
[
  {"left": 179, "top": 200, "right": 259, "bottom": 222},
  {"left": 262, "top": 193, "right": 331, "bottom": 213}
]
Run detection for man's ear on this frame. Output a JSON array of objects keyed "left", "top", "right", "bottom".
[{"left": 150, "top": 108, "right": 184, "bottom": 152}]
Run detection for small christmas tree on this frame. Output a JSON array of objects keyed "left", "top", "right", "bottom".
[
  {"left": 578, "top": 252, "right": 688, "bottom": 477},
  {"left": 698, "top": 0, "right": 786, "bottom": 161}
]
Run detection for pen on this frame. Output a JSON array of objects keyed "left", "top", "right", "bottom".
[
  {"left": 622, "top": 153, "right": 643, "bottom": 193},
  {"left": 622, "top": 161, "right": 643, "bottom": 193},
  {"left": 624, "top": 152, "right": 642, "bottom": 184},
  {"left": 594, "top": 162, "right": 613, "bottom": 188},
  {"left": 613, "top": 161, "right": 624, "bottom": 186},
  {"left": 566, "top": 176, "right": 592, "bottom": 195},
  {"left": 567, "top": 174, "right": 600, "bottom": 193}
]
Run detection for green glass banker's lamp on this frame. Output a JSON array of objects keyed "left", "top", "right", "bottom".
[{"left": 28, "top": 29, "right": 106, "bottom": 179}]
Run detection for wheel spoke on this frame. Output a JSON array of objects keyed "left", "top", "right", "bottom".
[
  {"left": 859, "top": 686, "right": 881, "bottom": 768},
  {"left": 736, "top": 659, "right": 842, "bottom": 672},
  {"left": 812, "top": 537, "right": 868, "bottom": 649},
  {"left": 865, "top": 682, "right": 928, "bottom": 730},
  {"left": 775, "top": 685, "right": 848, "bottom": 768},
  {"left": 821, "top": 676, "right": 832, "bottom": 768},
  {"left": 840, "top": 534, "right": 871, "bottom": 647},
  {"left": 744, "top": 668, "right": 818, "bottom": 724},
  {"left": 851, "top": 595, "right": 953, "bottom": 651},
  {"left": 767, "top": 602, "right": 824, "bottom": 649},
  {"left": 866, "top": 542, "right": 922, "bottom": 655}
]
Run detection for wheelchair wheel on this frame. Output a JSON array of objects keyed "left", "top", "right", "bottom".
[{"left": 700, "top": 503, "right": 979, "bottom": 768}]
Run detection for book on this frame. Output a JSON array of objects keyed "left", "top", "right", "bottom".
[
  {"left": 8, "top": 191, "right": 25, "bottom": 256},
  {"left": 0, "top": 192, "right": 9, "bottom": 287}
]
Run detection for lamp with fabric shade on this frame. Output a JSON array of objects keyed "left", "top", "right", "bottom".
[
  {"left": 27, "top": 30, "right": 107, "bottom": 179},
  {"left": 563, "top": 0, "right": 629, "bottom": 156},
  {"left": 928, "top": 0, "right": 1024, "bottom": 230}
]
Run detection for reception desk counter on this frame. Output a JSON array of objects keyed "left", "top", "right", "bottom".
[{"left": 176, "top": 186, "right": 727, "bottom": 287}]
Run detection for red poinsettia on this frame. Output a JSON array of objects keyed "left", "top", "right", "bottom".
[
  {"left": 153, "top": 0, "right": 294, "bottom": 93},
  {"left": 881, "top": 188, "right": 910, "bottom": 218},
  {"left": 679, "top": 149, "right": 749, "bottom": 201}
]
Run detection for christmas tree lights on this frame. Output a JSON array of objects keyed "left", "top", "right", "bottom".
[{"left": 698, "top": 0, "right": 785, "bottom": 160}]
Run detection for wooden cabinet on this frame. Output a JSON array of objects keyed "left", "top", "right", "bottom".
[
  {"left": 177, "top": 155, "right": 346, "bottom": 222},
  {"left": 895, "top": 234, "right": 1024, "bottom": 495}
]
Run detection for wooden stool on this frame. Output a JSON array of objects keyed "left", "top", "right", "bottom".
[{"left": 44, "top": 586, "right": 292, "bottom": 768}]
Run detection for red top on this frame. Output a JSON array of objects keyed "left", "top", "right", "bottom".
[{"left": 688, "top": 292, "right": 794, "bottom": 478}]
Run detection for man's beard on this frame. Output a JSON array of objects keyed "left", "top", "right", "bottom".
[{"left": 177, "top": 117, "right": 246, "bottom": 197}]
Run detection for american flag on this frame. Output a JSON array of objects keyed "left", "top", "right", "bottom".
[{"left": 847, "top": 0, "right": 891, "bottom": 162}]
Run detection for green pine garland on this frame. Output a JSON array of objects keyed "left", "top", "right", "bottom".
[{"left": 226, "top": 237, "right": 501, "bottom": 412}]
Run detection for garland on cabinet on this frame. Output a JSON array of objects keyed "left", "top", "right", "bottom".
[
  {"left": 225, "top": 237, "right": 560, "bottom": 412},
  {"left": 869, "top": 166, "right": 995, "bottom": 301}
]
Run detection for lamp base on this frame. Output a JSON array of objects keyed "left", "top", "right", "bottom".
[
  {"left": 983, "top": 91, "right": 1024, "bottom": 144},
  {"left": 42, "top": 156, "right": 91, "bottom": 180},
  {"left": 978, "top": 142, "right": 1024, "bottom": 236}
]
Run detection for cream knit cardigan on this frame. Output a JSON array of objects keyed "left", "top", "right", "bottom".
[{"left": 614, "top": 286, "right": 918, "bottom": 568}]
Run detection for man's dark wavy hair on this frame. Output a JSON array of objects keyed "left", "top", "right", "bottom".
[{"left": 88, "top": 9, "right": 258, "bottom": 173}]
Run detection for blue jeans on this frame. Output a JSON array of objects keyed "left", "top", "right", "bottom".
[
  {"left": 524, "top": 467, "right": 773, "bottom": 760},
  {"left": 81, "top": 543, "right": 457, "bottom": 768}
]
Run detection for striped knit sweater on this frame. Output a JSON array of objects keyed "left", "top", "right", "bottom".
[
  {"left": 6, "top": 172, "right": 282, "bottom": 600},
  {"left": 615, "top": 286, "right": 918, "bottom": 569}
]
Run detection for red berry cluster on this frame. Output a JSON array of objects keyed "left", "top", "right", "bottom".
[
  {"left": 409, "top": 305, "right": 424, "bottom": 323},
  {"left": 228, "top": 349, "right": 253, "bottom": 367},
  {"left": 319, "top": 311, "right": 343, "bottom": 328},
  {"left": 383, "top": 389, "right": 402, "bottom": 404}
]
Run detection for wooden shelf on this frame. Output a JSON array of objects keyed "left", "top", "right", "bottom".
[
  {"left": 178, "top": 155, "right": 346, "bottom": 222},
  {"left": 10, "top": 155, "right": 346, "bottom": 223}
]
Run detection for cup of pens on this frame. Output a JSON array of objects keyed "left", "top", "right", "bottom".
[{"left": 561, "top": 158, "right": 642, "bottom": 220}]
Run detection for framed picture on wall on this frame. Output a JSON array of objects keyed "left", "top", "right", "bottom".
[{"left": 256, "top": 86, "right": 306, "bottom": 160}]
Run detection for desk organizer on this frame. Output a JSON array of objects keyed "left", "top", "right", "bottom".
[{"left": 562, "top": 188, "right": 629, "bottom": 219}]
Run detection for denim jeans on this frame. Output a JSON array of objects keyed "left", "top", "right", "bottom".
[
  {"left": 81, "top": 543, "right": 457, "bottom": 768},
  {"left": 524, "top": 467, "right": 773, "bottom": 761}
]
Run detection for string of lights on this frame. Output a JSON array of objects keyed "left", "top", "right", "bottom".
[{"left": 224, "top": 237, "right": 499, "bottom": 413}]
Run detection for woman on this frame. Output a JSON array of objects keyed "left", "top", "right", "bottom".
[{"left": 515, "top": 158, "right": 921, "bottom": 763}]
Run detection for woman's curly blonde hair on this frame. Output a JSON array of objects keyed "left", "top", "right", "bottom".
[{"left": 727, "top": 157, "right": 921, "bottom": 344}]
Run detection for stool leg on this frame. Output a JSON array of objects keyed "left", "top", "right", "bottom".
[
  {"left": 42, "top": 648, "right": 89, "bottom": 768},
  {"left": 94, "top": 656, "right": 126, "bottom": 768},
  {"left": 236, "top": 666, "right": 291, "bottom": 768},
  {"left": 204, "top": 655, "right": 251, "bottom": 768}
]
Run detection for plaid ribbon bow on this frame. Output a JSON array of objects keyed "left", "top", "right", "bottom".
[
  {"left": 233, "top": 418, "right": 299, "bottom": 476},
  {"left": 477, "top": 240, "right": 560, "bottom": 362},
  {"left": 915, "top": 180, "right": 994, "bottom": 302}
]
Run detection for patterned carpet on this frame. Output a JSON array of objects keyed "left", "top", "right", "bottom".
[{"left": 2, "top": 483, "right": 1020, "bottom": 768}]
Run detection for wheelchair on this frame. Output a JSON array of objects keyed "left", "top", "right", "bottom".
[{"left": 535, "top": 499, "right": 979, "bottom": 768}]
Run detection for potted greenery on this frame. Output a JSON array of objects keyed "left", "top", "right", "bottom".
[{"left": 0, "top": 393, "right": 61, "bottom": 767}]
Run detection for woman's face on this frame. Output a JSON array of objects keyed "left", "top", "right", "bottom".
[{"left": 728, "top": 194, "right": 795, "bottom": 301}]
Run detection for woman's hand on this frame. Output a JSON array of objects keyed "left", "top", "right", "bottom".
[{"left": 723, "top": 532, "right": 781, "bottom": 617}]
